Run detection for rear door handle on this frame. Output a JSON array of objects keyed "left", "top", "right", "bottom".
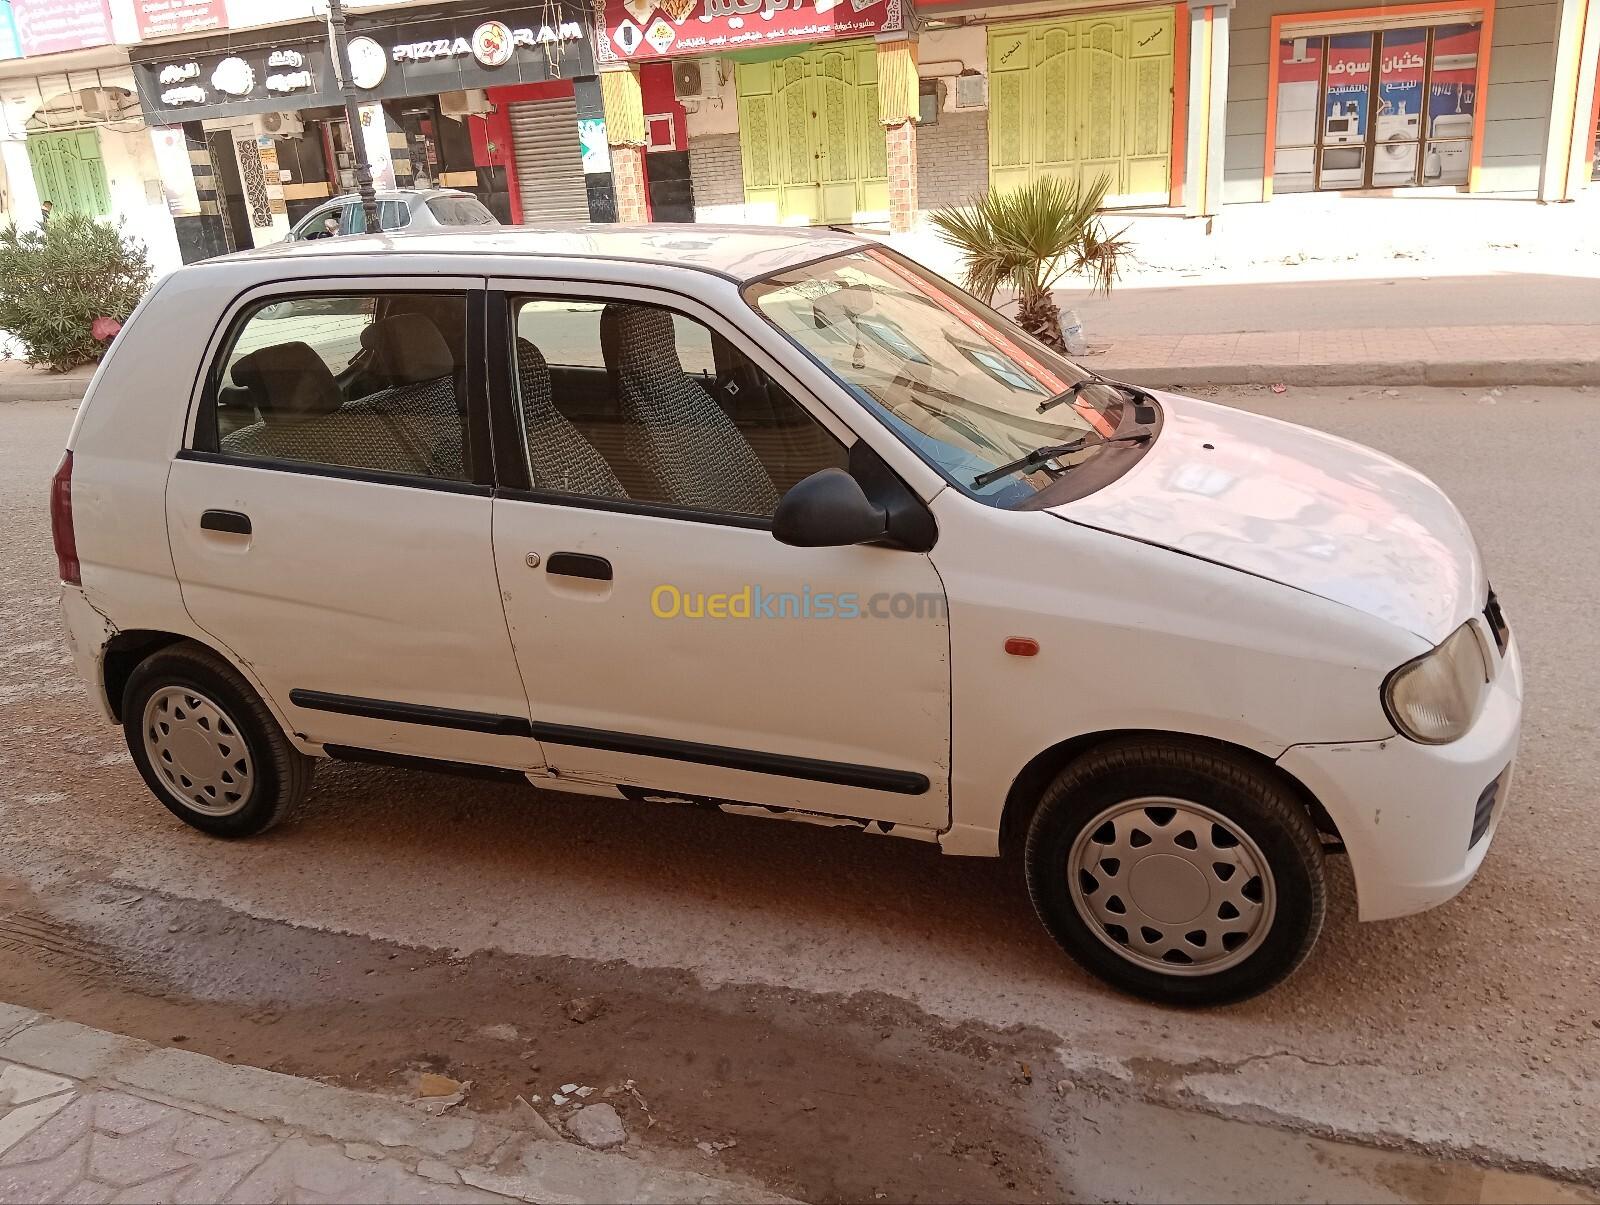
[
  {"left": 200, "top": 509, "right": 251, "bottom": 535},
  {"left": 546, "top": 552, "right": 612, "bottom": 581}
]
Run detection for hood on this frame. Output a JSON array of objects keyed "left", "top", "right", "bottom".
[{"left": 1052, "top": 392, "right": 1485, "bottom": 643}]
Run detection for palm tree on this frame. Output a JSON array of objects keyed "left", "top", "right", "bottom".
[{"left": 929, "top": 173, "right": 1129, "bottom": 352}]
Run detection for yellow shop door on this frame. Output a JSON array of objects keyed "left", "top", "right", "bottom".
[{"left": 736, "top": 42, "right": 888, "bottom": 225}]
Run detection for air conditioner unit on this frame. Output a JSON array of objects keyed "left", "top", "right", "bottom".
[
  {"left": 953, "top": 72, "right": 987, "bottom": 111},
  {"left": 258, "top": 111, "right": 304, "bottom": 137},
  {"left": 673, "top": 61, "right": 702, "bottom": 98},
  {"left": 440, "top": 89, "right": 490, "bottom": 118}
]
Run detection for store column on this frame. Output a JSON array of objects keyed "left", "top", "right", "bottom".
[
  {"left": 0, "top": 137, "right": 41, "bottom": 230},
  {"left": 877, "top": 34, "right": 918, "bottom": 233},
  {"left": 1541, "top": 0, "right": 1600, "bottom": 200},
  {"left": 1184, "top": 0, "right": 1231, "bottom": 217},
  {"left": 599, "top": 64, "right": 649, "bottom": 223}
]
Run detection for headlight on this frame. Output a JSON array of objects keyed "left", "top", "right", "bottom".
[{"left": 1382, "top": 622, "right": 1491, "bottom": 745}]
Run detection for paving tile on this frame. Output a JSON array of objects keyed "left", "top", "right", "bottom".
[
  {"left": 171, "top": 1114, "right": 274, "bottom": 1161},
  {"left": 108, "top": 1166, "right": 191, "bottom": 1204},
  {"left": 0, "top": 1134, "right": 90, "bottom": 1199},
  {"left": 87, "top": 1120, "right": 192, "bottom": 1189},
  {"left": 0, "top": 1093, "right": 76, "bottom": 1160},
  {"left": 56, "top": 1179, "right": 116, "bottom": 1205},
  {"left": 92, "top": 1093, "right": 185, "bottom": 1137},
  {"left": 0, "top": 1064, "right": 75, "bottom": 1107},
  {"left": 172, "top": 1146, "right": 278, "bottom": 1205},
  {"left": 0, "top": 1096, "right": 93, "bottom": 1163}
]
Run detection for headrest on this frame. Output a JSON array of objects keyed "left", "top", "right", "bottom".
[
  {"left": 515, "top": 337, "right": 552, "bottom": 418},
  {"left": 231, "top": 341, "right": 340, "bottom": 423},
  {"left": 612, "top": 305, "right": 683, "bottom": 377},
  {"left": 361, "top": 314, "right": 455, "bottom": 386}
]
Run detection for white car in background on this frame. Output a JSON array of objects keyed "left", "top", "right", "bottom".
[{"left": 51, "top": 227, "right": 1521, "bottom": 1004}]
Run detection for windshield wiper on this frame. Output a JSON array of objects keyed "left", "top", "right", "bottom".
[
  {"left": 1037, "top": 374, "right": 1156, "bottom": 413},
  {"left": 972, "top": 432, "right": 1152, "bottom": 490}
]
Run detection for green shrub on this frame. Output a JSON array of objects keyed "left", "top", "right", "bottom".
[{"left": 0, "top": 213, "right": 152, "bottom": 372}]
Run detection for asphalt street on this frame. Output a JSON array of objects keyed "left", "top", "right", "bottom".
[{"left": 1, "top": 385, "right": 1597, "bottom": 1198}]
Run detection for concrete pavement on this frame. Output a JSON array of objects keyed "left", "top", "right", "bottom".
[{"left": 0, "top": 1005, "right": 779, "bottom": 1205}]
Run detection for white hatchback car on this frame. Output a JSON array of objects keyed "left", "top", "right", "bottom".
[{"left": 53, "top": 227, "right": 1521, "bottom": 1003}]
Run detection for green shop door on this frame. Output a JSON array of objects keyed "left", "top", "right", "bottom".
[
  {"left": 736, "top": 42, "right": 887, "bottom": 225},
  {"left": 28, "top": 130, "right": 112, "bottom": 219},
  {"left": 988, "top": 7, "right": 1175, "bottom": 207}
]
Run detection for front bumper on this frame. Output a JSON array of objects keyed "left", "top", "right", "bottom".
[{"left": 1277, "top": 631, "right": 1523, "bottom": 922}]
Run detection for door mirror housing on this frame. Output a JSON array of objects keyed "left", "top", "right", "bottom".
[{"left": 772, "top": 469, "right": 888, "bottom": 548}]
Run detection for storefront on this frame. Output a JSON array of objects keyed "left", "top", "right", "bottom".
[
  {"left": 592, "top": 0, "right": 909, "bottom": 226},
  {"left": 131, "top": 2, "right": 604, "bottom": 257},
  {"left": 1268, "top": 15, "right": 1486, "bottom": 194}
]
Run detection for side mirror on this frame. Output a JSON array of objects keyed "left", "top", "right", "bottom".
[{"left": 772, "top": 469, "right": 888, "bottom": 548}]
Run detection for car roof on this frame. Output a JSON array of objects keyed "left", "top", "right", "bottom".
[
  {"left": 208, "top": 224, "right": 872, "bottom": 284},
  {"left": 308, "top": 189, "right": 468, "bottom": 204}
]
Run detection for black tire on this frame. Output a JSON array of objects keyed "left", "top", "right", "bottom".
[
  {"left": 122, "top": 643, "right": 313, "bottom": 838},
  {"left": 1024, "top": 737, "right": 1325, "bottom": 1005}
]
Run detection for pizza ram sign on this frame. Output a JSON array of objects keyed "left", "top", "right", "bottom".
[
  {"left": 345, "top": 18, "right": 584, "bottom": 87},
  {"left": 594, "top": 0, "right": 905, "bottom": 62}
]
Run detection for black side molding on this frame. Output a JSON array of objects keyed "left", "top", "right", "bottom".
[
  {"left": 324, "top": 744, "right": 530, "bottom": 782},
  {"left": 288, "top": 690, "right": 533, "bottom": 737},
  {"left": 529, "top": 721, "right": 929, "bottom": 795}
]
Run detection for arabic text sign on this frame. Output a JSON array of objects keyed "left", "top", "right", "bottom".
[
  {"left": 11, "top": 0, "right": 111, "bottom": 56},
  {"left": 136, "top": 0, "right": 225, "bottom": 40},
  {"left": 596, "top": 0, "right": 904, "bottom": 63}
]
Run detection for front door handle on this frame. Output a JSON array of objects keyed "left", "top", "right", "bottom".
[
  {"left": 200, "top": 509, "right": 251, "bottom": 535},
  {"left": 546, "top": 552, "right": 612, "bottom": 581}
]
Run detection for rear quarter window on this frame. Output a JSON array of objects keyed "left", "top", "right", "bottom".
[{"left": 426, "top": 196, "right": 497, "bottom": 226}]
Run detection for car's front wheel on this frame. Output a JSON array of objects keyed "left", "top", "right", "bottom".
[
  {"left": 122, "top": 644, "right": 312, "bottom": 837},
  {"left": 1025, "top": 737, "right": 1326, "bottom": 1005}
]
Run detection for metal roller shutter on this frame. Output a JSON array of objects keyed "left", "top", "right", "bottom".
[{"left": 509, "top": 97, "right": 590, "bottom": 223}]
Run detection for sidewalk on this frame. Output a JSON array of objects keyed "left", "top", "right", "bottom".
[
  {"left": 1086, "top": 321, "right": 1600, "bottom": 389},
  {"left": 0, "top": 361, "right": 95, "bottom": 404},
  {"left": 0, "top": 1005, "right": 780, "bottom": 1205}
]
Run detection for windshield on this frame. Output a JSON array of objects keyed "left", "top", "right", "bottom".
[
  {"left": 427, "top": 195, "right": 498, "bottom": 226},
  {"left": 744, "top": 248, "right": 1133, "bottom": 507}
]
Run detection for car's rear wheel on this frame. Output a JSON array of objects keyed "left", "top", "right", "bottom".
[
  {"left": 122, "top": 644, "right": 312, "bottom": 837},
  {"left": 1025, "top": 737, "right": 1325, "bottom": 1005}
]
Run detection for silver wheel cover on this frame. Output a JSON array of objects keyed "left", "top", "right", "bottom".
[
  {"left": 141, "top": 687, "right": 255, "bottom": 817},
  {"left": 1067, "top": 796, "right": 1277, "bottom": 976}
]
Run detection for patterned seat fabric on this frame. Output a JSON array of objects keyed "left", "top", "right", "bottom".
[
  {"left": 606, "top": 304, "right": 780, "bottom": 516},
  {"left": 515, "top": 338, "right": 627, "bottom": 499},
  {"left": 222, "top": 341, "right": 427, "bottom": 474},
  {"left": 352, "top": 315, "right": 468, "bottom": 480}
]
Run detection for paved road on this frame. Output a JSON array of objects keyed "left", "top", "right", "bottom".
[{"left": 2, "top": 386, "right": 1598, "bottom": 1197}]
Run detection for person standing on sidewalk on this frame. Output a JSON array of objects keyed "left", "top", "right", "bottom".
[{"left": 39, "top": 200, "right": 51, "bottom": 227}]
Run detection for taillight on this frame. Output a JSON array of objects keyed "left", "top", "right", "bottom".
[{"left": 50, "top": 450, "right": 80, "bottom": 586}]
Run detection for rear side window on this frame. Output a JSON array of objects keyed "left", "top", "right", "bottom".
[
  {"left": 202, "top": 292, "right": 472, "bottom": 483},
  {"left": 427, "top": 195, "right": 496, "bottom": 226},
  {"left": 379, "top": 200, "right": 411, "bottom": 230}
]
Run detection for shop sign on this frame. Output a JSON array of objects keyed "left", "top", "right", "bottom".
[
  {"left": 136, "top": 0, "right": 225, "bottom": 41},
  {"left": 11, "top": 0, "right": 113, "bottom": 57},
  {"left": 0, "top": 2, "right": 21, "bottom": 60},
  {"left": 594, "top": 0, "right": 905, "bottom": 63},
  {"left": 355, "top": 5, "right": 595, "bottom": 93},
  {"left": 138, "top": 39, "right": 333, "bottom": 123}
]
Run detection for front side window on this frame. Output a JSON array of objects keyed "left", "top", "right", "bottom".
[
  {"left": 205, "top": 292, "right": 470, "bottom": 483},
  {"left": 510, "top": 297, "right": 847, "bottom": 517},
  {"left": 745, "top": 248, "right": 1130, "bottom": 507}
]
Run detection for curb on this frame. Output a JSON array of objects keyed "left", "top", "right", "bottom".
[
  {"left": 0, "top": 376, "right": 93, "bottom": 403},
  {"left": 1091, "top": 357, "right": 1600, "bottom": 390}
]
